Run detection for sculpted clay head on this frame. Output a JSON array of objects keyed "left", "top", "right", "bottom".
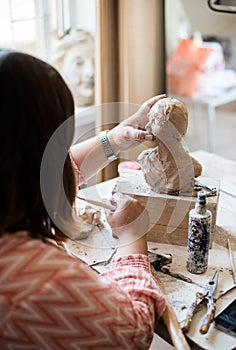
[
  {"left": 138, "top": 97, "right": 202, "bottom": 195},
  {"left": 145, "top": 97, "right": 188, "bottom": 141},
  {"left": 51, "top": 29, "right": 94, "bottom": 106}
]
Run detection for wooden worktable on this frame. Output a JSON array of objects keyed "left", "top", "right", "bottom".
[{"left": 65, "top": 151, "right": 236, "bottom": 350}]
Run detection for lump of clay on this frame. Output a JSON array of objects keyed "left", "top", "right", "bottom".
[{"left": 138, "top": 97, "right": 202, "bottom": 195}]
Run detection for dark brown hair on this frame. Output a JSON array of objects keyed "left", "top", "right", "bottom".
[{"left": 0, "top": 50, "right": 76, "bottom": 241}]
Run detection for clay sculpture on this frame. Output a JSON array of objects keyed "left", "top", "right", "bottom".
[{"left": 138, "top": 97, "right": 202, "bottom": 195}]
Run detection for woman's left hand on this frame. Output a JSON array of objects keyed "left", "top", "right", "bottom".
[{"left": 108, "top": 94, "right": 166, "bottom": 151}]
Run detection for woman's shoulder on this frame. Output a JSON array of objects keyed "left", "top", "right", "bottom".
[
  {"left": 0, "top": 231, "right": 97, "bottom": 303},
  {"left": 0, "top": 231, "right": 93, "bottom": 285},
  {"left": 0, "top": 231, "right": 68, "bottom": 259},
  {"left": 0, "top": 231, "right": 87, "bottom": 268}
]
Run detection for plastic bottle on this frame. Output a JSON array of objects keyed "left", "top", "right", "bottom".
[{"left": 186, "top": 191, "right": 212, "bottom": 274}]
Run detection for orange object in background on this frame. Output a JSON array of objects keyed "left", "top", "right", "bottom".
[{"left": 166, "top": 39, "right": 213, "bottom": 97}]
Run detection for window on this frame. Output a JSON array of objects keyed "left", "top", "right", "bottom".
[
  {"left": 0, "top": 0, "right": 97, "bottom": 148},
  {"left": 0, "top": 0, "right": 71, "bottom": 61}
]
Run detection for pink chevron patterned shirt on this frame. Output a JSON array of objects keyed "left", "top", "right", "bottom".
[{"left": 0, "top": 232, "right": 166, "bottom": 350}]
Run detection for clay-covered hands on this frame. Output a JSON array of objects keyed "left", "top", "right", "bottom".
[
  {"left": 107, "top": 94, "right": 166, "bottom": 152},
  {"left": 106, "top": 193, "right": 149, "bottom": 256}
]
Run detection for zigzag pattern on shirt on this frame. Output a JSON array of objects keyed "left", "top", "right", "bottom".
[{"left": 0, "top": 232, "right": 161, "bottom": 349}]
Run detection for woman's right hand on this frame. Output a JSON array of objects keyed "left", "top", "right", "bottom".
[
  {"left": 107, "top": 94, "right": 166, "bottom": 152},
  {"left": 106, "top": 193, "right": 149, "bottom": 255}
]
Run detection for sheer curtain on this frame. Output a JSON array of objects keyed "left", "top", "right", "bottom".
[{"left": 95, "top": 0, "right": 165, "bottom": 181}]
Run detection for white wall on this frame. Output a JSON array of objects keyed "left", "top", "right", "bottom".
[{"left": 165, "top": 0, "right": 236, "bottom": 70}]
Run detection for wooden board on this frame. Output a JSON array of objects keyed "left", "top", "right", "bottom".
[{"left": 112, "top": 170, "right": 220, "bottom": 246}]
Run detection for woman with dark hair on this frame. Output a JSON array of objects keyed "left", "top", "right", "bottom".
[{"left": 0, "top": 50, "right": 166, "bottom": 349}]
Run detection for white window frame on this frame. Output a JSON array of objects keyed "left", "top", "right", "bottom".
[{"left": 4, "top": 0, "right": 72, "bottom": 61}]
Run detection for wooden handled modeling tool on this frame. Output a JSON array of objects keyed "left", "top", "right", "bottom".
[
  {"left": 228, "top": 239, "right": 236, "bottom": 284},
  {"left": 76, "top": 196, "right": 116, "bottom": 211},
  {"left": 151, "top": 266, "right": 190, "bottom": 350}
]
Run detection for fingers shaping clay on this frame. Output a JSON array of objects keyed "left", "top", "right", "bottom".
[{"left": 138, "top": 97, "right": 202, "bottom": 195}]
